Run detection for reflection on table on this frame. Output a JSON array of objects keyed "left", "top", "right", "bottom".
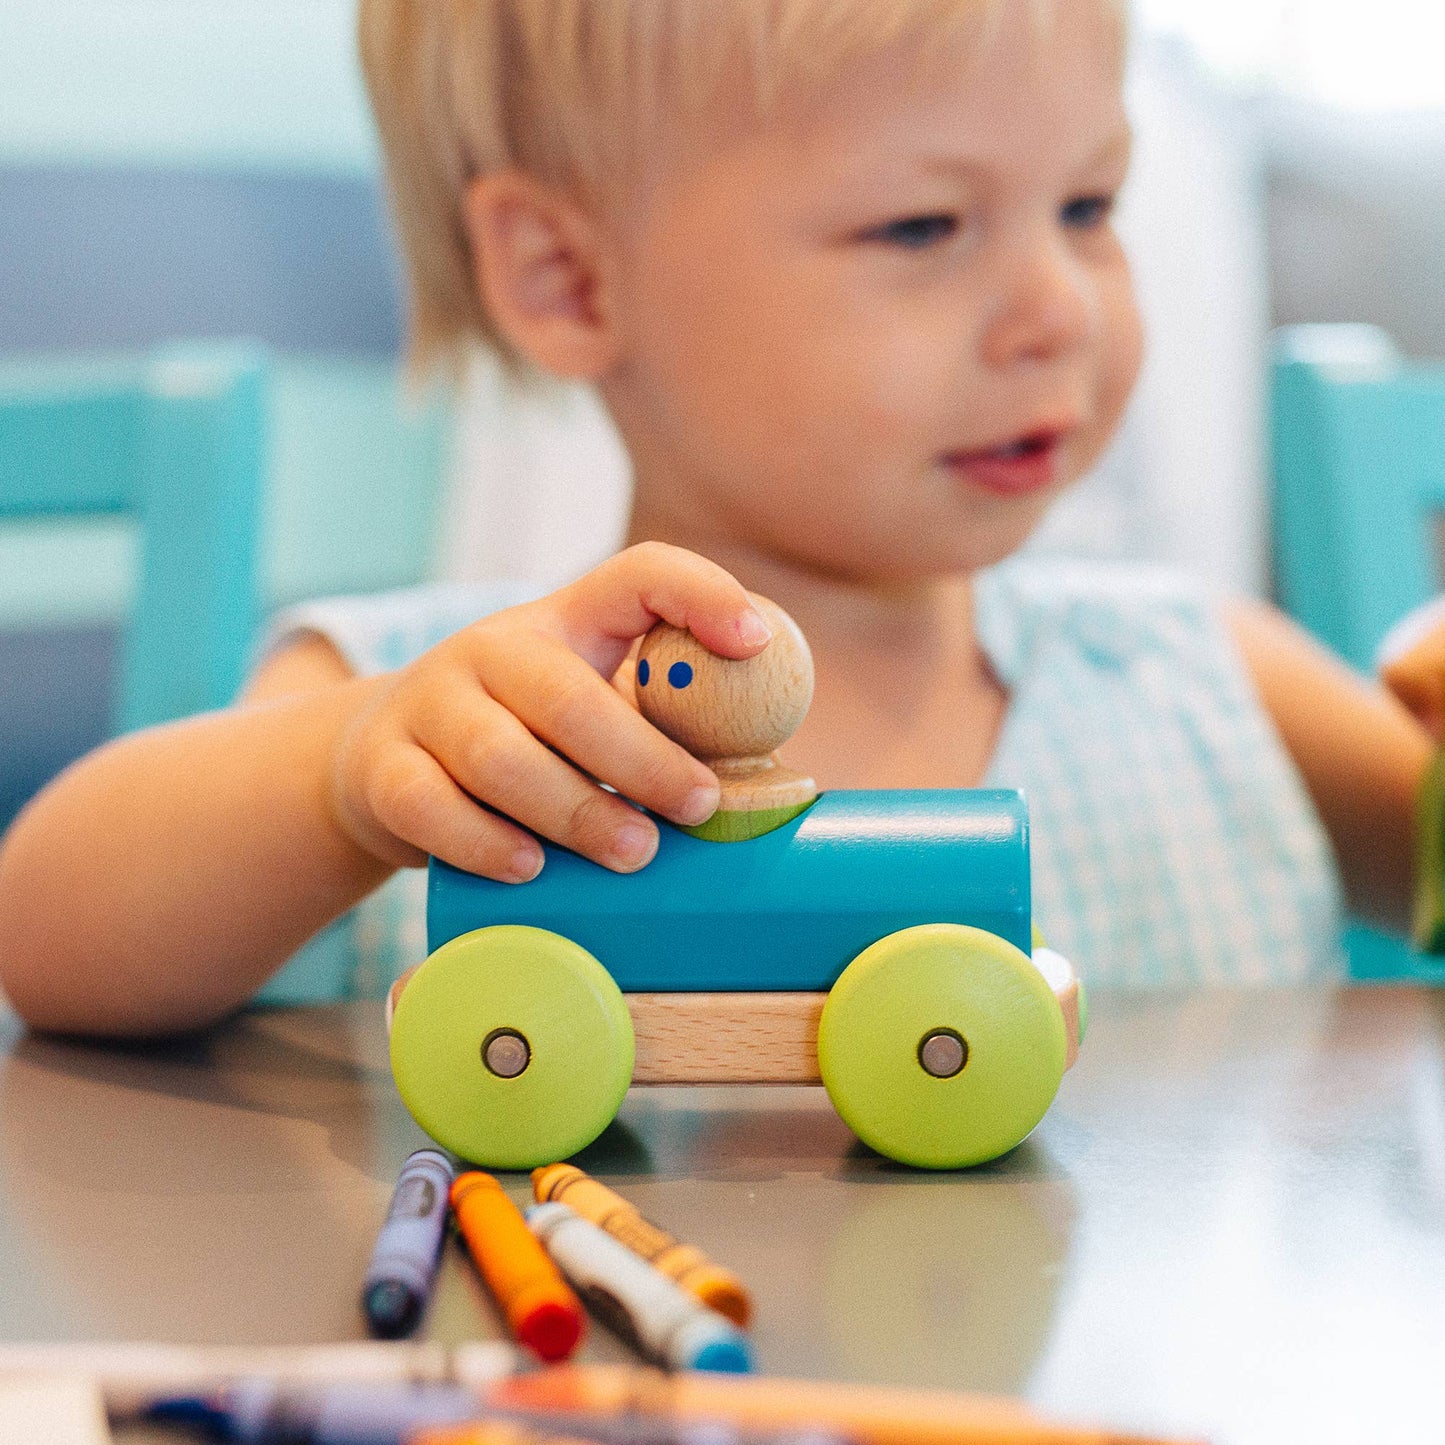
[{"left": 2, "top": 988, "right": 1444, "bottom": 1443}]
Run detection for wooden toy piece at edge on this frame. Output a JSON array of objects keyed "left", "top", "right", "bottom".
[{"left": 384, "top": 955, "right": 1082, "bottom": 1083}]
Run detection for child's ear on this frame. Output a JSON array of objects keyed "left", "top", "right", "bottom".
[{"left": 461, "top": 171, "right": 620, "bottom": 380}]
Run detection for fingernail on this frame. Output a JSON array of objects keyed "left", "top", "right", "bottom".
[
  {"left": 676, "top": 783, "right": 719, "bottom": 826},
  {"left": 507, "top": 846, "right": 544, "bottom": 884},
  {"left": 610, "top": 821, "right": 658, "bottom": 871},
  {"left": 736, "top": 610, "right": 772, "bottom": 648}
]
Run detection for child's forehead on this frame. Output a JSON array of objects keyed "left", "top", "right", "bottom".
[
  {"left": 673, "top": 2, "right": 1128, "bottom": 192},
  {"left": 736, "top": 0, "right": 1124, "bottom": 104},
  {"left": 581, "top": 0, "right": 1126, "bottom": 189}
]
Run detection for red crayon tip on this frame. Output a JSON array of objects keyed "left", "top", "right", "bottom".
[{"left": 518, "top": 1297, "right": 586, "bottom": 1363}]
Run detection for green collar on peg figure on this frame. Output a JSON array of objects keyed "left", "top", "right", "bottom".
[
  {"left": 636, "top": 595, "right": 820, "bottom": 843},
  {"left": 681, "top": 798, "right": 817, "bottom": 843}
]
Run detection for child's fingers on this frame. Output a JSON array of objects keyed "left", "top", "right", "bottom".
[
  {"left": 611, "top": 652, "right": 639, "bottom": 702},
  {"left": 1381, "top": 656, "right": 1445, "bottom": 743},
  {"left": 1378, "top": 601, "right": 1445, "bottom": 742},
  {"left": 362, "top": 743, "right": 545, "bottom": 883},
  {"left": 550, "top": 541, "right": 772, "bottom": 674},
  {"left": 417, "top": 687, "right": 665, "bottom": 873},
  {"left": 469, "top": 629, "right": 719, "bottom": 826}
]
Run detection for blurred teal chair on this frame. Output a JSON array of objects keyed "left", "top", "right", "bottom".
[
  {"left": 0, "top": 343, "right": 267, "bottom": 732},
  {"left": 1272, "top": 323, "right": 1445, "bottom": 979},
  {"left": 0, "top": 343, "right": 452, "bottom": 1003},
  {"left": 1271, "top": 325, "right": 1445, "bottom": 674},
  {"left": 0, "top": 345, "right": 452, "bottom": 727}
]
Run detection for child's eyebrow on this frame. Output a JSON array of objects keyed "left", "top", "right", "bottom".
[{"left": 913, "top": 124, "right": 1134, "bottom": 183}]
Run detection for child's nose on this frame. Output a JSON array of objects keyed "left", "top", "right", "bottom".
[{"left": 981, "top": 235, "right": 1094, "bottom": 370}]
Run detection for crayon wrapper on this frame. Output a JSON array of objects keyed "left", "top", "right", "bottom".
[
  {"left": 544, "top": 1171, "right": 751, "bottom": 1327},
  {"left": 547, "top": 1176, "right": 706, "bottom": 1278},
  {"left": 583, "top": 1208, "right": 746, "bottom": 1326},
  {"left": 605, "top": 1212, "right": 693, "bottom": 1267}
]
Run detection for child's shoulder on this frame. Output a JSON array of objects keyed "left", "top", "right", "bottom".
[{"left": 264, "top": 578, "right": 547, "bottom": 678}]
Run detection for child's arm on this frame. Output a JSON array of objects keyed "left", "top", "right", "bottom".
[
  {"left": 1225, "top": 599, "right": 1435, "bottom": 934},
  {"left": 0, "top": 544, "right": 769, "bottom": 1037}
]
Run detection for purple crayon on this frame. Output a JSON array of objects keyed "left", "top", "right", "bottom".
[{"left": 361, "top": 1148, "right": 456, "bottom": 1338}]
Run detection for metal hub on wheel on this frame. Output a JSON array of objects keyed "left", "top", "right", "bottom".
[
  {"left": 482, "top": 1028, "right": 531, "bottom": 1079},
  {"left": 918, "top": 1028, "right": 967, "bottom": 1079}
]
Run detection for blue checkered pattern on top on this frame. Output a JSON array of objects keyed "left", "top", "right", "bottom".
[{"left": 268, "top": 558, "right": 1344, "bottom": 995}]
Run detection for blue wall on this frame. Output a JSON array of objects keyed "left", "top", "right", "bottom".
[
  {"left": 0, "top": 167, "right": 403, "bottom": 357},
  {"left": 0, "top": 1, "right": 401, "bottom": 358}
]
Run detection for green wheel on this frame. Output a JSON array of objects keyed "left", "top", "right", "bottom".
[
  {"left": 389, "top": 925, "right": 634, "bottom": 1170},
  {"left": 817, "top": 924, "right": 1066, "bottom": 1169}
]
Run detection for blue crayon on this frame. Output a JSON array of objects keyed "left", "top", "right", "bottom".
[
  {"left": 362, "top": 1148, "right": 456, "bottom": 1339},
  {"left": 148, "top": 1380, "right": 478, "bottom": 1444},
  {"left": 527, "top": 1201, "right": 753, "bottom": 1374}
]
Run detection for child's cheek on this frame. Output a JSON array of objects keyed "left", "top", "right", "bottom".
[
  {"left": 832, "top": 318, "right": 968, "bottom": 453},
  {"left": 1088, "top": 266, "right": 1145, "bottom": 456}
]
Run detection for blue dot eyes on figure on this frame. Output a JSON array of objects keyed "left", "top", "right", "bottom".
[
  {"left": 668, "top": 661, "right": 694, "bottom": 689},
  {"left": 637, "top": 658, "right": 650, "bottom": 686}
]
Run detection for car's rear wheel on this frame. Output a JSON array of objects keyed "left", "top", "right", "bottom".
[{"left": 817, "top": 923, "right": 1066, "bottom": 1168}]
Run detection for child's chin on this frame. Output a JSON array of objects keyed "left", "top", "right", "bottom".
[
  {"left": 969, "top": 494, "right": 1067, "bottom": 566},
  {"left": 934, "top": 512, "right": 1055, "bottom": 575},
  {"left": 847, "top": 539, "right": 1026, "bottom": 584},
  {"left": 800, "top": 509, "right": 1049, "bottom": 582}
]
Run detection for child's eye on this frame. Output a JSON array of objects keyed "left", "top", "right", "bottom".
[
  {"left": 1060, "top": 194, "right": 1116, "bottom": 230},
  {"left": 865, "top": 213, "right": 959, "bottom": 249}
]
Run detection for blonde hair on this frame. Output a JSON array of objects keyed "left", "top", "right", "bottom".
[{"left": 359, "top": 0, "right": 1123, "bottom": 376}]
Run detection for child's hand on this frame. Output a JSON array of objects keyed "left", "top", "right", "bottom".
[
  {"left": 331, "top": 543, "right": 774, "bottom": 881},
  {"left": 1379, "top": 598, "right": 1445, "bottom": 744}
]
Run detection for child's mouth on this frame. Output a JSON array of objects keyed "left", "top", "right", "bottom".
[{"left": 942, "top": 431, "right": 1064, "bottom": 497}]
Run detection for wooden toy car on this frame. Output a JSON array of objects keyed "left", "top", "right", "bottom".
[{"left": 387, "top": 601, "right": 1083, "bottom": 1171}]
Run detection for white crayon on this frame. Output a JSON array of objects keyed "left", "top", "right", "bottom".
[{"left": 526, "top": 1202, "right": 753, "bottom": 1374}]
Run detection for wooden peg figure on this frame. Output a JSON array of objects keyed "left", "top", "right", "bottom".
[{"left": 636, "top": 596, "right": 819, "bottom": 841}]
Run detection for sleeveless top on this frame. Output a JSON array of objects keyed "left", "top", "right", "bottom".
[{"left": 261, "top": 559, "right": 1344, "bottom": 1000}]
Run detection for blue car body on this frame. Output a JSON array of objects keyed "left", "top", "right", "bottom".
[{"left": 427, "top": 788, "right": 1031, "bottom": 992}]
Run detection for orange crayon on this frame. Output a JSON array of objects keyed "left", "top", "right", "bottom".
[
  {"left": 467, "top": 1365, "right": 1209, "bottom": 1445},
  {"left": 532, "top": 1164, "right": 752, "bottom": 1328},
  {"left": 450, "top": 1172, "right": 585, "bottom": 1363}
]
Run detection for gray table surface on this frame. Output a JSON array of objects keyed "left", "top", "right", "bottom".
[{"left": 2, "top": 987, "right": 1443, "bottom": 1444}]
